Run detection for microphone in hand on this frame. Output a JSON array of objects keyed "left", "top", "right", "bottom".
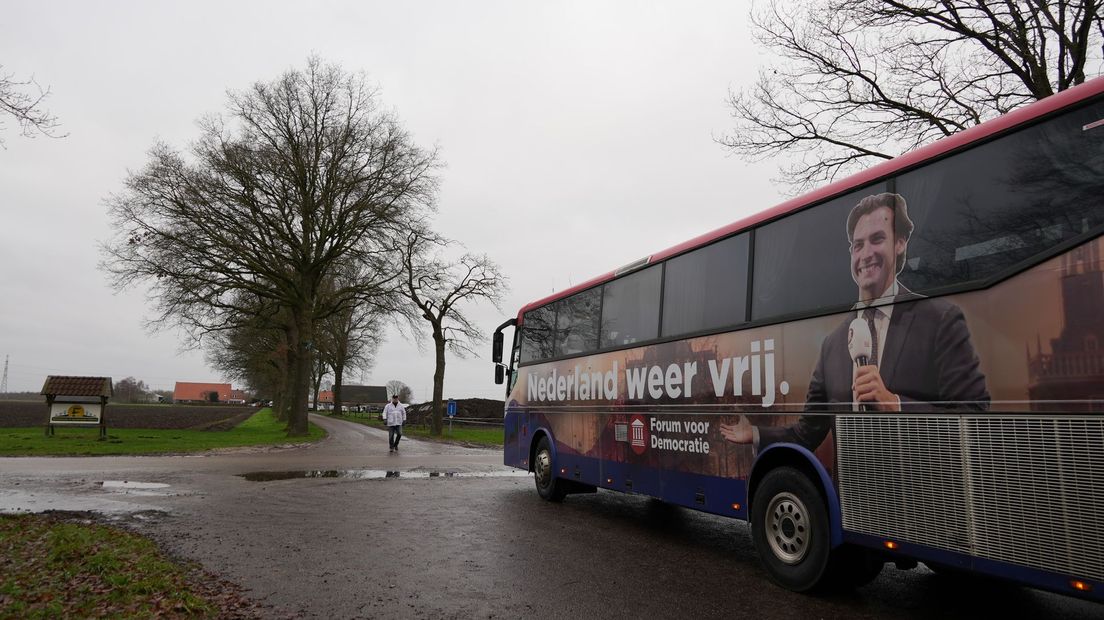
[{"left": 848, "top": 318, "right": 873, "bottom": 410}]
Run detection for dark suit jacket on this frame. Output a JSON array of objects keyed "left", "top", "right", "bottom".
[{"left": 758, "top": 290, "right": 990, "bottom": 450}]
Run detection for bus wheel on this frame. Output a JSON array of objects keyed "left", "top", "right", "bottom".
[
  {"left": 751, "top": 467, "right": 830, "bottom": 592},
  {"left": 533, "top": 436, "right": 566, "bottom": 502}
]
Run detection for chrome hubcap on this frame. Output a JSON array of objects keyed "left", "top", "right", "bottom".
[
  {"left": 535, "top": 449, "right": 552, "bottom": 488},
  {"left": 766, "top": 492, "right": 810, "bottom": 564}
]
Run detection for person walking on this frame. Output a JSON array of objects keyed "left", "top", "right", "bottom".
[{"left": 383, "top": 394, "right": 407, "bottom": 452}]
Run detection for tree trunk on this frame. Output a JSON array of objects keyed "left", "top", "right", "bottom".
[
  {"left": 333, "top": 365, "right": 344, "bottom": 417},
  {"left": 311, "top": 356, "right": 323, "bottom": 412},
  {"left": 286, "top": 311, "right": 312, "bottom": 436},
  {"left": 431, "top": 328, "right": 446, "bottom": 436},
  {"left": 273, "top": 331, "right": 293, "bottom": 422}
]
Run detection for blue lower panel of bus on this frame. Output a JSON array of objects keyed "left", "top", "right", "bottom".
[
  {"left": 845, "top": 531, "right": 1103, "bottom": 603},
  {"left": 551, "top": 452, "right": 748, "bottom": 521}
]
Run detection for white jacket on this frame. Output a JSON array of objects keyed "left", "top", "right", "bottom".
[{"left": 383, "top": 402, "right": 407, "bottom": 426}]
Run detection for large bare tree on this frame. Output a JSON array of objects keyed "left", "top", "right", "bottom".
[
  {"left": 719, "top": 0, "right": 1104, "bottom": 190},
  {"left": 0, "top": 65, "right": 64, "bottom": 145},
  {"left": 103, "top": 57, "right": 437, "bottom": 435},
  {"left": 399, "top": 228, "right": 507, "bottom": 435}
]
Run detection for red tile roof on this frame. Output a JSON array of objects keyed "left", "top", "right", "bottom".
[
  {"left": 40, "top": 376, "right": 114, "bottom": 398},
  {"left": 173, "top": 382, "right": 232, "bottom": 402}
]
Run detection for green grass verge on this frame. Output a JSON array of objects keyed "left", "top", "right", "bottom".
[
  {"left": 0, "top": 514, "right": 220, "bottom": 618},
  {"left": 326, "top": 412, "right": 504, "bottom": 447},
  {"left": 0, "top": 409, "right": 324, "bottom": 456}
]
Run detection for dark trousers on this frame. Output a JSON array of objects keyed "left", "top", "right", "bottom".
[{"left": 388, "top": 424, "right": 402, "bottom": 449}]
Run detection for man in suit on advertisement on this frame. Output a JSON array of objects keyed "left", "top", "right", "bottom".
[{"left": 720, "top": 192, "right": 990, "bottom": 452}]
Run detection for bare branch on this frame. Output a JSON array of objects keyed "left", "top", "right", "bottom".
[
  {"left": 720, "top": 0, "right": 1103, "bottom": 191},
  {"left": 0, "top": 65, "right": 66, "bottom": 145}
]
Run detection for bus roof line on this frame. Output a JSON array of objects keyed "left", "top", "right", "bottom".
[{"left": 518, "top": 75, "right": 1104, "bottom": 318}]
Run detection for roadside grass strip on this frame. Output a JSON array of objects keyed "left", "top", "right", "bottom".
[
  {"left": 326, "top": 412, "right": 504, "bottom": 446},
  {"left": 0, "top": 409, "right": 324, "bottom": 456},
  {"left": 0, "top": 513, "right": 254, "bottom": 618}
]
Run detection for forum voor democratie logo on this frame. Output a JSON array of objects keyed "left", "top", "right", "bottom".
[{"left": 615, "top": 413, "right": 712, "bottom": 456}]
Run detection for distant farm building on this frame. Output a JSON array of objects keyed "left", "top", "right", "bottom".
[
  {"left": 337, "top": 385, "right": 389, "bottom": 412},
  {"left": 173, "top": 382, "right": 232, "bottom": 404}
]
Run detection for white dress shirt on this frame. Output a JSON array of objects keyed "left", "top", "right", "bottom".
[
  {"left": 852, "top": 281, "right": 901, "bottom": 411},
  {"left": 383, "top": 402, "right": 407, "bottom": 426}
]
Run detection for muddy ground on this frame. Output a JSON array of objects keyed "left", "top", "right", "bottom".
[{"left": 1, "top": 415, "right": 1099, "bottom": 619}]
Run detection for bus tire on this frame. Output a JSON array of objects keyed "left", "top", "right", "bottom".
[
  {"left": 533, "top": 436, "right": 566, "bottom": 502},
  {"left": 751, "top": 466, "right": 830, "bottom": 592}
]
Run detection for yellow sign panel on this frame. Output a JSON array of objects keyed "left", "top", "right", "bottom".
[{"left": 50, "top": 403, "right": 102, "bottom": 424}]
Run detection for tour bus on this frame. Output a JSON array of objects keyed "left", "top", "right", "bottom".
[{"left": 491, "top": 76, "right": 1104, "bottom": 600}]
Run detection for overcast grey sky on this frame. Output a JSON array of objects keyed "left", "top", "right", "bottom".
[{"left": 1, "top": 1, "right": 785, "bottom": 401}]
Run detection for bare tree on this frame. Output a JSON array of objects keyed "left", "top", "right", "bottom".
[
  {"left": 309, "top": 352, "right": 329, "bottom": 411},
  {"left": 399, "top": 228, "right": 507, "bottom": 435},
  {"left": 205, "top": 309, "right": 290, "bottom": 414},
  {"left": 719, "top": 0, "right": 1104, "bottom": 190},
  {"left": 0, "top": 65, "right": 64, "bottom": 145},
  {"left": 102, "top": 57, "right": 438, "bottom": 436},
  {"left": 318, "top": 299, "right": 384, "bottom": 417},
  {"left": 113, "top": 377, "right": 150, "bottom": 403},
  {"left": 386, "top": 380, "right": 413, "bottom": 403}
]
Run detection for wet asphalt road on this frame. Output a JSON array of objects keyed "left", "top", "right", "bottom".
[{"left": 1, "top": 415, "right": 1100, "bottom": 619}]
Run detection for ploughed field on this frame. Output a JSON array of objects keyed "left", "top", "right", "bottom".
[{"left": 0, "top": 401, "right": 255, "bottom": 430}]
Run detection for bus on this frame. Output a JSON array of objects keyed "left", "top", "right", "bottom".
[{"left": 491, "top": 76, "right": 1104, "bottom": 601}]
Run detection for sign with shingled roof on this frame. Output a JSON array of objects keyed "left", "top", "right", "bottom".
[{"left": 41, "top": 375, "right": 113, "bottom": 439}]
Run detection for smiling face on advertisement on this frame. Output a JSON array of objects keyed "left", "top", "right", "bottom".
[{"left": 850, "top": 205, "right": 907, "bottom": 302}]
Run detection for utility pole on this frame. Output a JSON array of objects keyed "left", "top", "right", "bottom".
[{"left": 1, "top": 355, "right": 8, "bottom": 393}]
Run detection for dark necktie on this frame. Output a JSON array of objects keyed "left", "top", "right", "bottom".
[{"left": 862, "top": 307, "right": 879, "bottom": 367}]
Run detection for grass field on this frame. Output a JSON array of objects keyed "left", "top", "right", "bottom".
[
  {"left": 327, "top": 412, "right": 504, "bottom": 447},
  {"left": 0, "top": 409, "right": 324, "bottom": 456},
  {"left": 0, "top": 514, "right": 258, "bottom": 617}
]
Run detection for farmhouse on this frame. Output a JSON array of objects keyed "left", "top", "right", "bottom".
[
  {"left": 173, "top": 382, "right": 232, "bottom": 404},
  {"left": 315, "top": 390, "right": 334, "bottom": 410}
]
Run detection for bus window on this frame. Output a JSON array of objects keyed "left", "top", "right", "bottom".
[
  {"left": 662, "top": 232, "right": 749, "bottom": 336},
  {"left": 898, "top": 98, "right": 1104, "bottom": 293},
  {"left": 554, "top": 288, "right": 600, "bottom": 356},
  {"left": 752, "top": 185, "right": 886, "bottom": 321},
  {"left": 519, "top": 305, "right": 555, "bottom": 363},
  {"left": 600, "top": 264, "right": 661, "bottom": 348}
]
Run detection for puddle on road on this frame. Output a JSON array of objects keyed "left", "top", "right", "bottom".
[
  {"left": 102, "top": 481, "right": 170, "bottom": 490},
  {"left": 239, "top": 469, "right": 531, "bottom": 482}
]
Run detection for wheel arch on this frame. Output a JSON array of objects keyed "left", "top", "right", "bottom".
[
  {"left": 749, "top": 444, "right": 843, "bottom": 548},
  {"left": 528, "top": 426, "right": 556, "bottom": 473}
]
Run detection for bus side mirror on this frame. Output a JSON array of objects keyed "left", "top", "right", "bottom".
[
  {"left": 492, "top": 331, "right": 504, "bottom": 363},
  {"left": 494, "top": 364, "right": 505, "bottom": 385}
]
